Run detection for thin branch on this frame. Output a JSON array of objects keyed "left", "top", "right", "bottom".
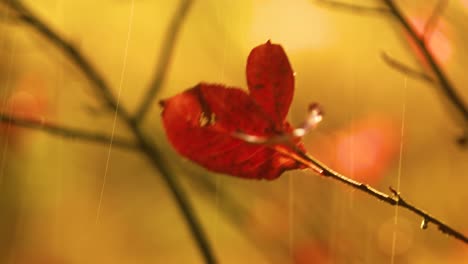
[
  {"left": 381, "top": 51, "right": 435, "bottom": 83},
  {"left": 381, "top": 0, "right": 468, "bottom": 126},
  {"left": 423, "top": 0, "right": 449, "bottom": 41},
  {"left": 318, "top": 0, "right": 467, "bottom": 137},
  {"left": 290, "top": 147, "right": 468, "bottom": 244},
  {"left": 7, "top": 0, "right": 131, "bottom": 119},
  {"left": 387, "top": 187, "right": 467, "bottom": 242},
  {"left": 0, "top": 113, "right": 137, "bottom": 149},
  {"left": 135, "top": 0, "right": 193, "bottom": 123},
  {"left": 315, "top": 0, "right": 391, "bottom": 15},
  {"left": 127, "top": 122, "right": 218, "bottom": 263},
  {"left": 6, "top": 1, "right": 217, "bottom": 263}
]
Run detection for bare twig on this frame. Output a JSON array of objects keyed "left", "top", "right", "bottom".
[
  {"left": 387, "top": 186, "right": 467, "bottom": 242},
  {"left": 289, "top": 147, "right": 468, "bottom": 244},
  {"left": 135, "top": 0, "right": 193, "bottom": 123},
  {"left": 315, "top": 0, "right": 391, "bottom": 15},
  {"left": 5, "top": 1, "right": 216, "bottom": 263},
  {"left": 423, "top": 0, "right": 449, "bottom": 41},
  {"left": 0, "top": 113, "right": 137, "bottom": 149},
  {"left": 381, "top": 51, "right": 435, "bottom": 83},
  {"left": 381, "top": 0, "right": 468, "bottom": 127}
]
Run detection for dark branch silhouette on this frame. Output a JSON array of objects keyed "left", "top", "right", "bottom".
[
  {"left": 4, "top": 0, "right": 217, "bottom": 263},
  {"left": 135, "top": 0, "right": 192, "bottom": 123},
  {"left": 381, "top": 52, "right": 435, "bottom": 84},
  {"left": 316, "top": 0, "right": 468, "bottom": 142},
  {"left": 0, "top": 113, "right": 136, "bottom": 149},
  {"left": 380, "top": 0, "right": 468, "bottom": 131},
  {"left": 7, "top": 0, "right": 130, "bottom": 118},
  {"left": 315, "top": 0, "right": 391, "bottom": 15}
]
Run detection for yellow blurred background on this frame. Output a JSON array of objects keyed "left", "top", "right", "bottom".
[{"left": 0, "top": 0, "right": 467, "bottom": 263}]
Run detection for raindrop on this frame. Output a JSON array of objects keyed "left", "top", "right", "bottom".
[{"left": 420, "top": 218, "right": 428, "bottom": 230}]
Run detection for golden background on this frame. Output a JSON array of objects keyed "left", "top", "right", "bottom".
[{"left": 0, "top": 0, "right": 467, "bottom": 263}]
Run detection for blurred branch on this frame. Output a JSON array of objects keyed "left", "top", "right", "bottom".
[
  {"left": 184, "top": 168, "right": 292, "bottom": 263},
  {"left": 380, "top": 0, "right": 468, "bottom": 133},
  {"left": 423, "top": 0, "right": 449, "bottom": 41},
  {"left": 5, "top": 0, "right": 217, "bottom": 263},
  {"left": 135, "top": 0, "right": 193, "bottom": 123},
  {"left": 381, "top": 52, "right": 435, "bottom": 83},
  {"left": 0, "top": 113, "right": 137, "bottom": 149},
  {"left": 291, "top": 148, "right": 468, "bottom": 244},
  {"left": 317, "top": 0, "right": 468, "bottom": 139},
  {"left": 457, "top": 131, "right": 467, "bottom": 146},
  {"left": 6, "top": 0, "right": 131, "bottom": 119},
  {"left": 315, "top": 0, "right": 391, "bottom": 15}
]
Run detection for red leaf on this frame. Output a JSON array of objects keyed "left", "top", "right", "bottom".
[
  {"left": 160, "top": 41, "right": 305, "bottom": 180},
  {"left": 247, "top": 40, "right": 294, "bottom": 129}
]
